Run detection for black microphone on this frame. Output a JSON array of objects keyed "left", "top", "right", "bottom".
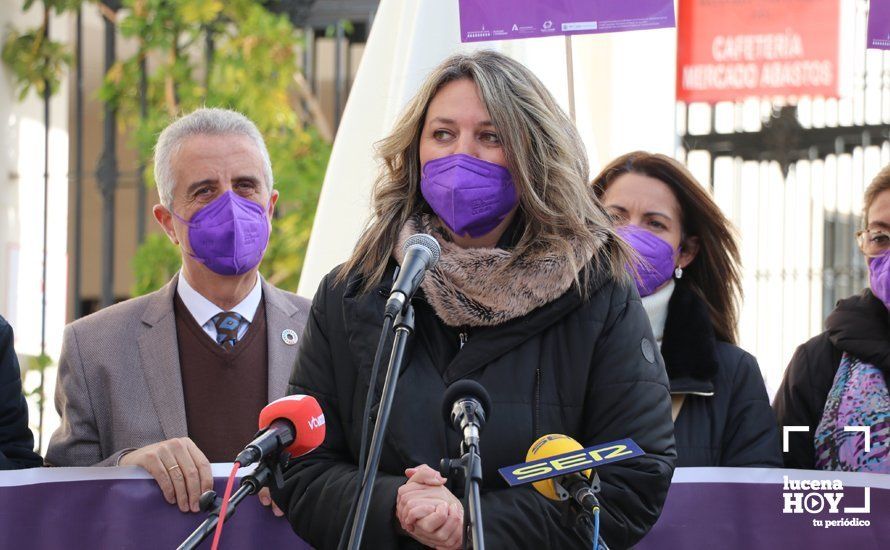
[
  {"left": 441, "top": 380, "right": 492, "bottom": 550},
  {"left": 385, "top": 233, "right": 441, "bottom": 318},
  {"left": 442, "top": 379, "right": 492, "bottom": 451}
]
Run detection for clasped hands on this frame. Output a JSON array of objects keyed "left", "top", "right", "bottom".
[{"left": 396, "top": 464, "right": 464, "bottom": 550}]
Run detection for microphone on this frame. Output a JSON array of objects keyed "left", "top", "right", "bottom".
[
  {"left": 498, "top": 434, "right": 645, "bottom": 512},
  {"left": 526, "top": 435, "right": 599, "bottom": 511},
  {"left": 385, "top": 233, "right": 441, "bottom": 318},
  {"left": 442, "top": 379, "right": 492, "bottom": 451},
  {"left": 440, "top": 380, "right": 492, "bottom": 550},
  {"left": 234, "top": 395, "right": 326, "bottom": 467},
  {"left": 179, "top": 396, "right": 326, "bottom": 550}
]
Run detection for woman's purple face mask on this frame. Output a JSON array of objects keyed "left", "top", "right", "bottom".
[
  {"left": 868, "top": 253, "right": 890, "bottom": 309},
  {"left": 616, "top": 225, "right": 678, "bottom": 297},
  {"left": 601, "top": 172, "right": 689, "bottom": 296},
  {"left": 863, "top": 191, "right": 890, "bottom": 309},
  {"left": 420, "top": 154, "right": 518, "bottom": 238}
]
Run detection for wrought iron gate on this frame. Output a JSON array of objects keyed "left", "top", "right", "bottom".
[{"left": 677, "top": 0, "right": 890, "bottom": 391}]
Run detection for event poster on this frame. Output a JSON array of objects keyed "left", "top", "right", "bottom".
[
  {"left": 677, "top": 0, "right": 841, "bottom": 103},
  {"left": 458, "top": 0, "right": 675, "bottom": 43},
  {"left": 868, "top": 0, "right": 890, "bottom": 50}
]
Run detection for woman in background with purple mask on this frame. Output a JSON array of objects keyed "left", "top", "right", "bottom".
[
  {"left": 593, "top": 152, "right": 781, "bottom": 468},
  {"left": 272, "top": 52, "right": 676, "bottom": 549},
  {"left": 774, "top": 167, "right": 890, "bottom": 472}
]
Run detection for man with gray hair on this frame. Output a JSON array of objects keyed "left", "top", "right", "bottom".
[{"left": 47, "top": 108, "right": 310, "bottom": 515}]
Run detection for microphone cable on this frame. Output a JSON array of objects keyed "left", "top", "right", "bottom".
[
  {"left": 592, "top": 507, "right": 600, "bottom": 550},
  {"left": 581, "top": 483, "right": 601, "bottom": 550},
  {"left": 210, "top": 462, "right": 241, "bottom": 550}
]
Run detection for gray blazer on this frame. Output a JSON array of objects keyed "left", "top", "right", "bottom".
[{"left": 46, "top": 276, "right": 311, "bottom": 467}]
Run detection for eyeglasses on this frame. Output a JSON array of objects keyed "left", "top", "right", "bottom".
[{"left": 856, "top": 229, "right": 890, "bottom": 257}]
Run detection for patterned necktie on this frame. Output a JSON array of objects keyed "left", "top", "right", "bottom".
[{"left": 211, "top": 311, "right": 248, "bottom": 350}]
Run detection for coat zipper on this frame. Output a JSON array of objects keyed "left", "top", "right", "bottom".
[
  {"left": 459, "top": 331, "right": 468, "bottom": 349},
  {"left": 534, "top": 367, "right": 542, "bottom": 438},
  {"left": 670, "top": 390, "right": 715, "bottom": 397}
]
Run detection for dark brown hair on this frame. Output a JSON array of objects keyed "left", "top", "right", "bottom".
[
  {"left": 592, "top": 152, "right": 742, "bottom": 344},
  {"left": 863, "top": 164, "right": 890, "bottom": 226}
]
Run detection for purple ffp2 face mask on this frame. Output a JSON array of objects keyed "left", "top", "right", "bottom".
[
  {"left": 617, "top": 225, "right": 678, "bottom": 297},
  {"left": 869, "top": 252, "right": 890, "bottom": 309},
  {"left": 420, "top": 153, "right": 518, "bottom": 238},
  {"left": 172, "top": 190, "right": 270, "bottom": 276}
]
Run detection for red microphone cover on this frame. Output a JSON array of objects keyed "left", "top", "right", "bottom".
[{"left": 258, "top": 395, "right": 326, "bottom": 458}]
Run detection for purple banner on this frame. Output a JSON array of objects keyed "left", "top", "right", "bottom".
[
  {"left": 637, "top": 468, "right": 889, "bottom": 549},
  {"left": 458, "top": 0, "right": 675, "bottom": 43},
  {"left": 1, "top": 467, "right": 888, "bottom": 548},
  {"left": 868, "top": 0, "right": 890, "bottom": 50},
  {"left": 0, "top": 466, "right": 309, "bottom": 549}
]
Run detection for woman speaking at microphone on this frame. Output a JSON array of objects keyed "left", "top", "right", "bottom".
[{"left": 272, "top": 51, "right": 676, "bottom": 549}]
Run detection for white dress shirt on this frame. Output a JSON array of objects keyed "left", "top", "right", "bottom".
[{"left": 176, "top": 271, "right": 263, "bottom": 343}]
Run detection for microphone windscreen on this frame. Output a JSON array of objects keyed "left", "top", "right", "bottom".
[
  {"left": 526, "top": 434, "right": 592, "bottom": 501},
  {"left": 442, "top": 379, "right": 493, "bottom": 425},
  {"left": 403, "top": 233, "right": 442, "bottom": 268},
  {"left": 259, "top": 395, "right": 326, "bottom": 458}
]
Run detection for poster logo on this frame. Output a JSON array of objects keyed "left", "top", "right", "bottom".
[
  {"left": 466, "top": 25, "right": 492, "bottom": 39},
  {"left": 563, "top": 21, "right": 598, "bottom": 32}
]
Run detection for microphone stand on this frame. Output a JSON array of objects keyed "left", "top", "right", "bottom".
[
  {"left": 177, "top": 454, "right": 286, "bottom": 550},
  {"left": 440, "top": 438, "right": 485, "bottom": 550},
  {"left": 346, "top": 303, "right": 416, "bottom": 550}
]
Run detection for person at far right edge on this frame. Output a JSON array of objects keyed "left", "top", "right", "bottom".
[
  {"left": 594, "top": 152, "right": 782, "bottom": 468},
  {"left": 774, "top": 166, "right": 890, "bottom": 472}
]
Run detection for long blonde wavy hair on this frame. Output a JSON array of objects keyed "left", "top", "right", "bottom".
[{"left": 338, "top": 50, "right": 631, "bottom": 295}]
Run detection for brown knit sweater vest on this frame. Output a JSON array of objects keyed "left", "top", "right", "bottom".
[{"left": 174, "top": 294, "right": 269, "bottom": 462}]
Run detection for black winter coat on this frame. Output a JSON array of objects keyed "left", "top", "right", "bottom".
[
  {"left": 0, "top": 315, "right": 42, "bottom": 470},
  {"left": 272, "top": 265, "right": 677, "bottom": 550},
  {"left": 773, "top": 289, "right": 890, "bottom": 469},
  {"left": 660, "top": 285, "right": 781, "bottom": 467}
]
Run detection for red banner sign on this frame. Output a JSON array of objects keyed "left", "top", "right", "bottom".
[{"left": 677, "top": 0, "right": 841, "bottom": 103}]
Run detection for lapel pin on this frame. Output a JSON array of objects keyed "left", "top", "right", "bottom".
[{"left": 282, "top": 329, "right": 299, "bottom": 346}]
